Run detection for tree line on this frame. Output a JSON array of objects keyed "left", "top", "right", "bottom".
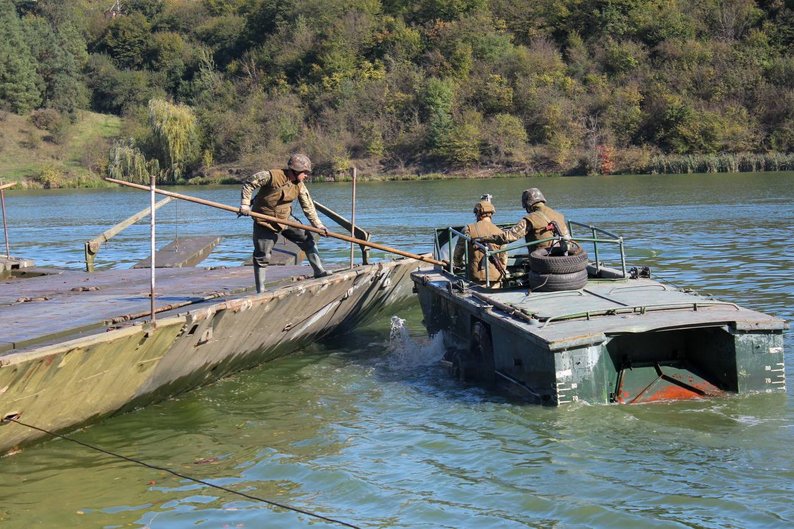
[{"left": 1, "top": 0, "right": 793, "bottom": 181}]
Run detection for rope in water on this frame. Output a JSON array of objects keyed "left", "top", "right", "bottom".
[{"left": 3, "top": 416, "right": 361, "bottom": 529}]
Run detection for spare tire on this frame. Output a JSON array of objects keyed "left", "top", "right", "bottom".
[
  {"left": 529, "top": 248, "right": 589, "bottom": 274},
  {"left": 528, "top": 269, "right": 588, "bottom": 292}
]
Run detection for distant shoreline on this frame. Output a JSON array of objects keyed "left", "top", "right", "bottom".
[{"left": 5, "top": 160, "right": 794, "bottom": 190}]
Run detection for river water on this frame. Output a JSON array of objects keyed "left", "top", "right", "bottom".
[{"left": 1, "top": 173, "right": 793, "bottom": 528}]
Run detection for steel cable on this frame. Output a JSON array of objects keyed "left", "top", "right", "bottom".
[{"left": 4, "top": 416, "right": 361, "bottom": 529}]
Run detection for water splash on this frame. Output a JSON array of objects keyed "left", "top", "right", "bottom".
[{"left": 387, "top": 315, "right": 446, "bottom": 369}]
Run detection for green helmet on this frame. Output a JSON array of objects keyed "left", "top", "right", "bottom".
[
  {"left": 473, "top": 200, "right": 495, "bottom": 216},
  {"left": 287, "top": 153, "right": 312, "bottom": 173},
  {"left": 521, "top": 188, "right": 546, "bottom": 210}
]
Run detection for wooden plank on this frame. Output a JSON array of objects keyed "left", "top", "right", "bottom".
[{"left": 133, "top": 236, "right": 221, "bottom": 268}]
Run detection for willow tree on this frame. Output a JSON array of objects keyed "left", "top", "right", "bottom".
[
  {"left": 147, "top": 98, "right": 200, "bottom": 183},
  {"left": 108, "top": 139, "right": 160, "bottom": 184}
]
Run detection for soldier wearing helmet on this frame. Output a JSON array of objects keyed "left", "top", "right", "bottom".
[
  {"left": 484, "top": 187, "right": 569, "bottom": 248},
  {"left": 452, "top": 196, "right": 508, "bottom": 285},
  {"left": 239, "top": 153, "right": 329, "bottom": 293}
]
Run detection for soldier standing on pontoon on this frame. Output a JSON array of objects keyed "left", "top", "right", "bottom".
[{"left": 238, "top": 154, "right": 329, "bottom": 293}]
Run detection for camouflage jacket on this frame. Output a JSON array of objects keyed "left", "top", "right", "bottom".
[
  {"left": 489, "top": 203, "right": 568, "bottom": 248},
  {"left": 240, "top": 169, "right": 324, "bottom": 231}
]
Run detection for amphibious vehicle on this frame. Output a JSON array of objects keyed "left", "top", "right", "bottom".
[{"left": 411, "top": 222, "right": 786, "bottom": 405}]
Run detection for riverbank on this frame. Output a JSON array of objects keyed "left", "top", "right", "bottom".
[
  {"left": 12, "top": 163, "right": 794, "bottom": 191},
  {"left": 2, "top": 107, "right": 793, "bottom": 189},
  {"left": 0, "top": 111, "right": 121, "bottom": 189}
]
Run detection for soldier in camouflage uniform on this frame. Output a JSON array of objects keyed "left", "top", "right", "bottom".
[
  {"left": 452, "top": 199, "right": 508, "bottom": 285},
  {"left": 485, "top": 188, "right": 569, "bottom": 248},
  {"left": 239, "top": 153, "right": 329, "bottom": 293}
]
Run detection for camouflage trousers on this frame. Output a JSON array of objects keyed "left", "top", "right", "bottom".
[{"left": 252, "top": 221, "right": 317, "bottom": 268}]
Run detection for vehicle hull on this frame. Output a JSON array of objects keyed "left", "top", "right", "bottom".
[{"left": 412, "top": 268, "right": 786, "bottom": 405}]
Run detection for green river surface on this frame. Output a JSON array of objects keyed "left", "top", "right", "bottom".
[{"left": 1, "top": 172, "right": 792, "bottom": 529}]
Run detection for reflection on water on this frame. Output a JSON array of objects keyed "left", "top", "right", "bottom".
[{"left": 1, "top": 173, "right": 793, "bottom": 528}]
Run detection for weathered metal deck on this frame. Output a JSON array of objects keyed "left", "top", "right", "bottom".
[
  {"left": 1, "top": 265, "right": 305, "bottom": 354},
  {"left": 0, "top": 259, "right": 418, "bottom": 454},
  {"left": 474, "top": 278, "right": 785, "bottom": 350}
]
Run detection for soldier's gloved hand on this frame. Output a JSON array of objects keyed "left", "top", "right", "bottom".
[
  {"left": 318, "top": 225, "right": 329, "bottom": 237},
  {"left": 237, "top": 205, "right": 251, "bottom": 217}
]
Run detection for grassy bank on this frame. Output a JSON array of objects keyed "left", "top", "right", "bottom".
[{"left": 0, "top": 111, "right": 121, "bottom": 189}]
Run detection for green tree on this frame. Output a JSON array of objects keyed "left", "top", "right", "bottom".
[
  {"left": 604, "top": 83, "right": 643, "bottom": 146},
  {"left": 85, "top": 54, "right": 158, "bottom": 114},
  {"left": 127, "top": 0, "right": 166, "bottom": 20},
  {"left": 195, "top": 14, "right": 246, "bottom": 67},
  {"left": 96, "top": 12, "right": 153, "bottom": 69},
  {"left": 204, "top": 0, "right": 248, "bottom": 16},
  {"left": 422, "top": 77, "right": 456, "bottom": 156},
  {"left": 482, "top": 112, "right": 528, "bottom": 163},
  {"left": 108, "top": 139, "right": 161, "bottom": 184},
  {"left": 22, "top": 15, "right": 88, "bottom": 116},
  {"left": 372, "top": 16, "right": 423, "bottom": 63},
  {"left": 149, "top": 32, "right": 190, "bottom": 92},
  {"left": 398, "top": 0, "right": 488, "bottom": 24},
  {"left": 0, "top": 0, "right": 42, "bottom": 113},
  {"left": 148, "top": 98, "right": 200, "bottom": 181},
  {"left": 439, "top": 110, "right": 482, "bottom": 166}
]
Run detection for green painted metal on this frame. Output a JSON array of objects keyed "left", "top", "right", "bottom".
[
  {"left": 0, "top": 259, "right": 419, "bottom": 454},
  {"left": 413, "top": 221, "right": 786, "bottom": 406}
]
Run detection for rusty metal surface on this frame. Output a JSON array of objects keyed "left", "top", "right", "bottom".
[
  {"left": 611, "top": 363, "right": 726, "bottom": 404},
  {"left": 0, "top": 259, "right": 419, "bottom": 453}
]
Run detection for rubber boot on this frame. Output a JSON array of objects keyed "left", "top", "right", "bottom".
[
  {"left": 306, "top": 250, "right": 329, "bottom": 278},
  {"left": 254, "top": 263, "right": 267, "bottom": 293}
]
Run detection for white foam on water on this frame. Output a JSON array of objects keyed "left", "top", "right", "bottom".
[{"left": 386, "top": 315, "right": 446, "bottom": 369}]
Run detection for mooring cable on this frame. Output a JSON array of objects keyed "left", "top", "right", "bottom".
[{"left": 3, "top": 416, "right": 361, "bottom": 529}]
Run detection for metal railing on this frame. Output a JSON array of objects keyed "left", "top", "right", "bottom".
[
  {"left": 566, "top": 220, "right": 626, "bottom": 278},
  {"left": 434, "top": 220, "right": 628, "bottom": 288}
]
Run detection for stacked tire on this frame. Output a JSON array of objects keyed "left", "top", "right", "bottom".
[{"left": 527, "top": 247, "right": 589, "bottom": 291}]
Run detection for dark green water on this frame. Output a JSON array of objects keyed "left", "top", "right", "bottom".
[{"left": 1, "top": 173, "right": 792, "bottom": 528}]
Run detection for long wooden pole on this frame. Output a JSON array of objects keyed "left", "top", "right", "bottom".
[{"left": 105, "top": 178, "right": 444, "bottom": 266}]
